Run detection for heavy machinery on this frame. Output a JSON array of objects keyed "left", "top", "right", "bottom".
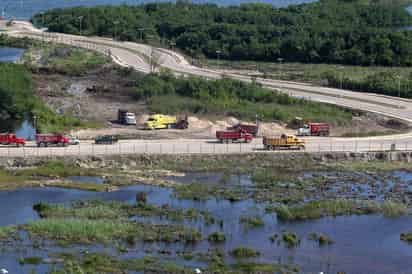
[
  {"left": 0, "top": 133, "right": 25, "bottom": 147},
  {"left": 297, "top": 123, "right": 330, "bottom": 136},
  {"left": 228, "top": 123, "right": 258, "bottom": 137},
  {"left": 144, "top": 114, "right": 188, "bottom": 130},
  {"left": 263, "top": 134, "right": 305, "bottom": 150},
  {"left": 216, "top": 129, "right": 254, "bottom": 143},
  {"left": 118, "top": 109, "right": 137, "bottom": 125},
  {"left": 36, "top": 134, "right": 70, "bottom": 147}
]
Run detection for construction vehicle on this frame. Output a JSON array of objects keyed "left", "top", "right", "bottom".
[
  {"left": 36, "top": 133, "right": 70, "bottom": 147},
  {"left": 297, "top": 122, "right": 330, "bottom": 136},
  {"left": 228, "top": 123, "right": 258, "bottom": 137},
  {"left": 144, "top": 114, "right": 188, "bottom": 130},
  {"left": 118, "top": 109, "right": 136, "bottom": 125},
  {"left": 0, "top": 133, "right": 25, "bottom": 147},
  {"left": 216, "top": 129, "right": 253, "bottom": 143},
  {"left": 263, "top": 134, "right": 305, "bottom": 150}
]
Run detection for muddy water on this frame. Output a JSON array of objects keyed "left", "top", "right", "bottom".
[{"left": 1, "top": 173, "right": 412, "bottom": 273}]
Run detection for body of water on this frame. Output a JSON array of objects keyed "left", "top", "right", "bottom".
[
  {"left": 0, "top": 47, "right": 25, "bottom": 62},
  {"left": 1, "top": 171, "right": 412, "bottom": 273}
]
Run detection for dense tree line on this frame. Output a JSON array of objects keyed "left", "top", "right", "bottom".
[
  {"left": 132, "top": 72, "right": 352, "bottom": 124},
  {"left": 33, "top": 0, "right": 412, "bottom": 66},
  {"left": 324, "top": 71, "right": 412, "bottom": 98}
]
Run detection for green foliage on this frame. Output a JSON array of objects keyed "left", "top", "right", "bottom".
[
  {"left": 282, "top": 231, "right": 300, "bottom": 247},
  {"left": 273, "top": 199, "right": 407, "bottom": 221},
  {"left": 207, "top": 231, "right": 226, "bottom": 243},
  {"left": 34, "top": 0, "right": 412, "bottom": 66},
  {"left": 0, "top": 62, "right": 97, "bottom": 133},
  {"left": 239, "top": 216, "right": 264, "bottom": 227},
  {"left": 324, "top": 70, "right": 412, "bottom": 98},
  {"left": 230, "top": 247, "right": 260, "bottom": 258},
  {"left": 134, "top": 72, "right": 352, "bottom": 124}
]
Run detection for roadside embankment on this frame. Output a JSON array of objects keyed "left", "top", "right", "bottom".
[{"left": 1, "top": 151, "right": 412, "bottom": 169}]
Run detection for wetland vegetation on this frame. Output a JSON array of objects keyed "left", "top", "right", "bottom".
[{"left": 1, "top": 154, "right": 412, "bottom": 273}]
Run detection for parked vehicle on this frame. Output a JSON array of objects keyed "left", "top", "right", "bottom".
[
  {"left": 175, "top": 116, "right": 189, "bottom": 129},
  {"left": 297, "top": 123, "right": 330, "bottom": 136},
  {"left": 68, "top": 135, "right": 80, "bottom": 145},
  {"left": 95, "top": 135, "right": 118, "bottom": 145},
  {"left": 0, "top": 133, "right": 25, "bottom": 147},
  {"left": 145, "top": 114, "right": 176, "bottom": 129},
  {"left": 228, "top": 123, "right": 258, "bottom": 137},
  {"left": 118, "top": 109, "right": 136, "bottom": 125},
  {"left": 216, "top": 129, "right": 253, "bottom": 143},
  {"left": 263, "top": 134, "right": 305, "bottom": 150},
  {"left": 36, "top": 134, "right": 70, "bottom": 147}
]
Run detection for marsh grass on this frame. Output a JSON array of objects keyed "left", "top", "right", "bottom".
[
  {"left": 230, "top": 247, "right": 260, "bottom": 258},
  {"left": 273, "top": 199, "right": 407, "bottom": 221},
  {"left": 26, "top": 218, "right": 135, "bottom": 244}
]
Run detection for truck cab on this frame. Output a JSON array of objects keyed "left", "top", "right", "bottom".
[
  {"left": 125, "top": 113, "right": 136, "bottom": 125},
  {"left": 297, "top": 124, "right": 311, "bottom": 136}
]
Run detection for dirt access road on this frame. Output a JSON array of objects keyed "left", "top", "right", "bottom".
[{"left": 2, "top": 20, "right": 412, "bottom": 155}]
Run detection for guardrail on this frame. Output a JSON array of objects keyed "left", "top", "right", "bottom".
[{"left": 0, "top": 139, "right": 408, "bottom": 157}]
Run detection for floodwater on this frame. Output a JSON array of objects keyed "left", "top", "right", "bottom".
[
  {"left": 1, "top": 172, "right": 412, "bottom": 273},
  {"left": 0, "top": 47, "right": 25, "bottom": 62}
]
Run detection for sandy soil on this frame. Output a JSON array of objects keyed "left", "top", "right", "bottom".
[{"left": 32, "top": 64, "right": 409, "bottom": 140}]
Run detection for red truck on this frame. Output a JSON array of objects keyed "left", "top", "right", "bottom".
[
  {"left": 228, "top": 123, "right": 258, "bottom": 137},
  {"left": 297, "top": 123, "right": 330, "bottom": 136},
  {"left": 36, "top": 134, "right": 70, "bottom": 147},
  {"left": 0, "top": 134, "right": 26, "bottom": 147},
  {"left": 216, "top": 129, "right": 253, "bottom": 143}
]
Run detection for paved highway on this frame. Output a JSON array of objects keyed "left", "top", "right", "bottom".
[{"left": 1, "top": 20, "right": 412, "bottom": 156}]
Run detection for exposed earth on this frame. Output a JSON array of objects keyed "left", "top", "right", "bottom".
[{"left": 31, "top": 56, "right": 409, "bottom": 139}]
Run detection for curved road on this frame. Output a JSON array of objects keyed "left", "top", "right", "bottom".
[{"left": 1, "top": 20, "right": 412, "bottom": 155}]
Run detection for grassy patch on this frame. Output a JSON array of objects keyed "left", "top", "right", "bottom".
[
  {"left": 26, "top": 218, "right": 135, "bottom": 244},
  {"left": 239, "top": 216, "right": 264, "bottom": 228},
  {"left": 272, "top": 199, "right": 407, "bottom": 221},
  {"left": 207, "top": 231, "right": 226, "bottom": 243},
  {"left": 230, "top": 247, "right": 260, "bottom": 258},
  {"left": 400, "top": 232, "right": 412, "bottom": 242},
  {"left": 136, "top": 72, "right": 353, "bottom": 125},
  {"left": 308, "top": 232, "right": 334, "bottom": 246},
  {"left": 282, "top": 231, "right": 300, "bottom": 248}
]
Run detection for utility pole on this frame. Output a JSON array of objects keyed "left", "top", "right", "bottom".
[
  {"left": 397, "top": 75, "right": 401, "bottom": 97},
  {"left": 216, "top": 50, "right": 221, "bottom": 69},
  {"left": 137, "top": 27, "right": 145, "bottom": 42},
  {"left": 113, "top": 20, "right": 119, "bottom": 40},
  {"left": 277, "top": 57, "right": 283, "bottom": 79},
  {"left": 78, "top": 16, "right": 84, "bottom": 35}
]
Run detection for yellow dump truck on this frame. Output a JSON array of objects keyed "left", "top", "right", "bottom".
[
  {"left": 145, "top": 114, "right": 177, "bottom": 129},
  {"left": 263, "top": 134, "right": 305, "bottom": 150}
]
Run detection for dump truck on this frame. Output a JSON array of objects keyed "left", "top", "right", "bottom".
[
  {"left": 297, "top": 122, "right": 330, "bottom": 136},
  {"left": 216, "top": 129, "right": 253, "bottom": 143},
  {"left": 0, "top": 133, "right": 25, "bottom": 147},
  {"left": 263, "top": 134, "right": 305, "bottom": 150},
  {"left": 145, "top": 114, "right": 177, "bottom": 129},
  {"left": 36, "top": 133, "right": 70, "bottom": 147},
  {"left": 118, "top": 109, "right": 136, "bottom": 125},
  {"left": 144, "top": 114, "right": 188, "bottom": 130},
  {"left": 228, "top": 123, "right": 258, "bottom": 137}
]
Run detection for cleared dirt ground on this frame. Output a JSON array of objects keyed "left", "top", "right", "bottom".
[{"left": 33, "top": 63, "right": 410, "bottom": 139}]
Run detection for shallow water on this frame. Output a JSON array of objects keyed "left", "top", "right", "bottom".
[
  {"left": 0, "top": 47, "right": 25, "bottom": 62},
  {"left": 1, "top": 171, "right": 412, "bottom": 273}
]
